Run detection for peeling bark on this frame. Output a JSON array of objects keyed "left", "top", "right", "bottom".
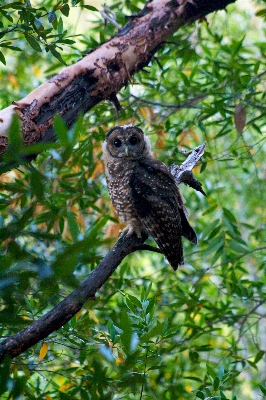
[{"left": 0, "top": 0, "right": 235, "bottom": 156}]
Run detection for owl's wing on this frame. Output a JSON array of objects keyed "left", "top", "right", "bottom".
[{"left": 130, "top": 158, "right": 197, "bottom": 270}]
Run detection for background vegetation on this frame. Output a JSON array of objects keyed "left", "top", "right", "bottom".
[{"left": 0, "top": 0, "right": 266, "bottom": 399}]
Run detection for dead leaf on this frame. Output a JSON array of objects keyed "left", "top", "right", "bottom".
[
  {"left": 234, "top": 103, "right": 246, "bottom": 134},
  {"left": 39, "top": 342, "right": 48, "bottom": 360}
]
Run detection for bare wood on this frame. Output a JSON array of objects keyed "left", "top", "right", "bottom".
[
  {"left": 0, "top": 0, "right": 236, "bottom": 155},
  {"left": 170, "top": 142, "right": 207, "bottom": 195}
]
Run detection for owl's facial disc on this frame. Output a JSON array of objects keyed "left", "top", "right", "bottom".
[{"left": 106, "top": 128, "right": 145, "bottom": 159}]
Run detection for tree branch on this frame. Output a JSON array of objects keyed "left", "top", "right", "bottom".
[
  {"left": 170, "top": 142, "right": 207, "bottom": 195},
  {"left": 0, "top": 232, "right": 145, "bottom": 363},
  {"left": 0, "top": 0, "right": 236, "bottom": 157},
  {"left": 0, "top": 142, "right": 206, "bottom": 362},
  {"left": 130, "top": 94, "right": 206, "bottom": 110}
]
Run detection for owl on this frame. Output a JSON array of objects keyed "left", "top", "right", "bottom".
[{"left": 102, "top": 125, "right": 197, "bottom": 270}]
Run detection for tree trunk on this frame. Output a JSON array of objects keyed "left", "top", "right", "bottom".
[{"left": 0, "top": 0, "right": 235, "bottom": 157}]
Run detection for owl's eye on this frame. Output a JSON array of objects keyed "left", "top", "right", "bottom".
[
  {"left": 113, "top": 138, "right": 122, "bottom": 148},
  {"left": 129, "top": 136, "right": 139, "bottom": 145}
]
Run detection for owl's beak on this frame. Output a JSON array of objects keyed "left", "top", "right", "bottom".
[{"left": 125, "top": 146, "right": 129, "bottom": 156}]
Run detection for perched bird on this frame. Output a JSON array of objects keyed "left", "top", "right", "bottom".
[{"left": 102, "top": 125, "right": 197, "bottom": 270}]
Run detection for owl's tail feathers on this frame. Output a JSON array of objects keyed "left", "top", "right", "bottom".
[
  {"left": 142, "top": 219, "right": 184, "bottom": 271},
  {"left": 149, "top": 235, "right": 184, "bottom": 271},
  {"left": 180, "top": 208, "right": 198, "bottom": 245},
  {"left": 164, "top": 239, "right": 184, "bottom": 271}
]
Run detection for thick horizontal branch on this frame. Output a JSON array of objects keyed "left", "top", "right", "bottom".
[{"left": 0, "top": 0, "right": 236, "bottom": 156}]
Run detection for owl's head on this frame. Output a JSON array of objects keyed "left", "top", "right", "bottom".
[{"left": 102, "top": 125, "right": 152, "bottom": 160}]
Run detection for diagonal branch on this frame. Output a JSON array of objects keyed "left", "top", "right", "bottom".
[
  {"left": 0, "top": 0, "right": 236, "bottom": 158},
  {"left": 0, "top": 232, "right": 146, "bottom": 363},
  {"left": 0, "top": 142, "right": 206, "bottom": 363}
]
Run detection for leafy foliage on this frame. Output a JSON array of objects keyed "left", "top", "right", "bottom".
[{"left": 0, "top": 0, "right": 266, "bottom": 399}]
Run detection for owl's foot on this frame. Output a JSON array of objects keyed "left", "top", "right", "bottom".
[{"left": 122, "top": 224, "right": 142, "bottom": 239}]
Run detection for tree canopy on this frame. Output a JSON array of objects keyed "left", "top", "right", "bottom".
[{"left": 0, "top": 0, "right": 266, "bottom": 399}]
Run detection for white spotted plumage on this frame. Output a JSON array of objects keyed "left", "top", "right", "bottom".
[{"left": 102, "top": 126, "right": 197, "bottom": 270}]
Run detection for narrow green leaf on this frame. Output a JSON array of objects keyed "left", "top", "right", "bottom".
[
  {"left": 82, "top": 5, "right": 98, "bottom": 11},
  {"left": 223, "top": 207, "right": 237, "bottom": 223},
  {"left": 107, "top": 319, "right": 116, "bottom": 342},
  {"left": 127, "top": 294, "right": 142, "bottom": 309},
  {"left": 58, "top": 16, "right": 63, "bottom": 35},
  {"left": 213, "top": 376, "right": 220, "bottom": 391},
  {"left": 254, "top": 350, "right": 265, "bottom": 364},
  {"left": 0, "top": 51, "right": 6, "bottom": 65},
  {"left": 206, "top": 364, "right": 217, "bottom": 379},
  {"left": 54, "top": 114, "right": 68, "bottom": 145},
  {"left": 218, "top": 364, "right": 225, "bottom": 380},
  {"left": 66, "top": 211, "right": 78, "bottom": 241},
  {"left": 25, "top": 33, "right": 42, "bottom": 52},
  {"left": 260, "top": 385, "right": 266, "bottom": 395},
  {"left": 49, "top": 45, "right": 66, "bottom": 65}
]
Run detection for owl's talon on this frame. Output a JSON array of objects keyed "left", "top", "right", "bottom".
[{"left": 121, "top": 225, "right": 142, "bottom": 239}]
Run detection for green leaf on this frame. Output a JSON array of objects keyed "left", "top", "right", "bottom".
[
  {"left": 223, "top": 207, "right": 237, "bottom": 223},
  {"left": 52, "top": 216, "right": 109, "bottom": 276},
  {"left": 0, "top": 203, "right": 36, "bottom": 241},
  {"left": 24, "top": 33, "right": 42, "bottom": 52},
  {"left": 203, "top": 204, "right": 218, "bottom": 215},
  {"left": 53, "top": 114, "right": 68, "bottom": 145},
  {"left": 218, "top": 364, "right": 225, "bottom": 380},
  {"left": 256, "top": 8, "right": 266, "bottom": 17},
  {"left": 82, "top": 5, "right": 98, "bottom": 11},
  {"left": 228, "top": 240, "right": 247, "bottom": 254},
  {"left": 107, "top": 319, "right": 116, "bottom": 342},
  {"left": 0, "top": 50, "right": 6, "bottom": 65},
  {"left": 246, "top": 359, "right": 258, "bottom": 370},
  {"left": 260, "top": 385, "right": 266, "bottom": 396},
  {"left": 213, "top": 376, "right": 220, "bottom": 391},
  {"left": 58, "top": 16, "right": 63, "bottom": 35},
  {"left": 3, "top": 114, "right": 23, "bottom": 163},
  {"left": 0, "top": 356, "right": 12, "bottom": 395},
  {"left": 195, "top": 391, "right": 205, "bottom": 400},
  {"left": 49, "top": 44, "right": 66, "bottom": 65},
  {"left": 189, "top": 351, "right": 199, "bottom": 362},
  {"left": 66, "top": 211, "right": 78, "bottom": 241},
  {"left": 141, "top": 321, "right": 163, "bottom": 342},
  {"left": 127, "top": 294, "right": 142, "bottom": 309},
  {"left": 60, "top": 4, "right": 70, "bottom": 17},
  {"left": 29, "top": 167, "right": 45, "bottom": 202},
  {"left": 206, "top": 364, "right": 217, "bottom": 379},
  {"left": 254, "top": 350, "right": 265, "bottom": 364}
]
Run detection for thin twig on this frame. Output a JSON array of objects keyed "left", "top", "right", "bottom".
[
  {"left": 135, "top": 244, "right": 163, "bottom": 254},
  {"left": 130, "top": 94, "right": 206, "bottom": 109}
]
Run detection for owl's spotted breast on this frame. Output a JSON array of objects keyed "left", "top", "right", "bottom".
[{"left": 106, "top": 159, "right": 144, "bottom": 237}]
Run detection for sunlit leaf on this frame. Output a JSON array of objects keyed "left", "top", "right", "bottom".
[{"left": 39, "top": 342, "right": 48, "bottom": 360}]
